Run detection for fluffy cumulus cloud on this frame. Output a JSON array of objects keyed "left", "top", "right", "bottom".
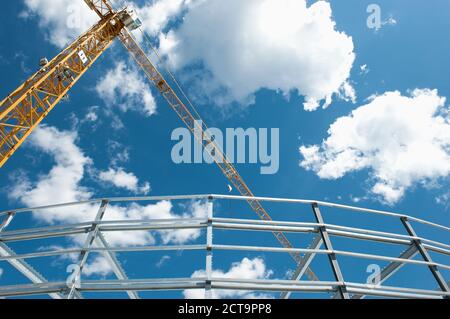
[
  {"left": 9, "top": 126, "right": 93, "bottom": 217},
  {"left": 135, "top": 0, "right": 188, "bottom": 36},
  {"left": 21, "top": 0, "right": 355, "bottom": 110},
  {"left": 95, "top": 61, "right": 157, "bottom": 117},
  {"left": 21, "top": 0, "right": 98, "bottom": 48},
  {"left": 10, "top": 126, "right": 209, "bottom": 275},
  {"left": 300, "top": 89, "right": 450, "bottom": 204},
  {"left": 49, "top": 247, "right": 114, "bottom": 278},
  {"left": 20, "top": 0, "right": 187, "bottom": 47},
  {"left": 184, "top": 257, "right": 273, "bottom": 299},
  {"left": 160, "top": 200, "right": 209, "bottom": 244},
  {"left": 99, "top": 168, "right": 151, "bottom": 195},
  {"left": 82, "top": 256, "right": 114, "bottom": 277},
  {"left": 159, "top": 0, "right": 355, "bottom": 110},
  {"left": 45, "top": 246, "right": 114, "bottom": 278}
]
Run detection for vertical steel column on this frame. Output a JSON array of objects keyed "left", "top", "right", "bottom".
[
  {"left": 401, "top": 217, "right": 450, "bottom": 296},
  {"left": 205, "top": 197, "right": 214, "bottom": 299},
  {"left": 311, "top": 203, "right": 349, "bottom": 299},
  {"left": 67, "top": 200, "right": 109, "bottom": 299}
]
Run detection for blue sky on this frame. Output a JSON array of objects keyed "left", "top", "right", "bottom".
[{"left": 0, "top": 0, "right": 449, "bottom": 299}]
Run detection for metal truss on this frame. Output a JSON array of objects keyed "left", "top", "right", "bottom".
[
  {"left": 0, "top": 11, "right": 124, "bottom": 167},
  {"left": 83, "top": 0, "right": 114, "bottom": 17},
  {"left": 0, "top": 195, "right": 449, "bottom": 299},
  {"left": 118, "top": 21, "right": 323, "bottom": 282}
]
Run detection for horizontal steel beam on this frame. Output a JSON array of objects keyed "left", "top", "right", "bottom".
[
  {"left": 2, "top": 219, "right": 448, "bottom": 257},
  {"left": 1, "top": 278, "right": 447, "bottom": 299},
  {"left": 2, "top": 242, "right": 449, "bottom": 272},
  {"left": 0, "top": 194, "right": 448, "bottom": 300},
  {"left": 212, "top": 244, "right": 450, "bottom": 270},
  {"left": 1, "top": 194, "right": 448, "bottom": 233},
  {"left": 0, "top": 282, "right": 66, "bottom": 298},
  {"left": 0, "top": 219, "right": 206, "bottom": 242},
  {"left": 0, "top": 245, "right": 206, "bottom": 262},
  {"left": 346, "top": 287, "right": 444, "bottom": 299}
]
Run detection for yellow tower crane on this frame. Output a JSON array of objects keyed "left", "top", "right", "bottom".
[{"left": 0, "top": 0, "right": 320, "bottom": 282}]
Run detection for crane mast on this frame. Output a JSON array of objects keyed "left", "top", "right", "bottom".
[{"left": 0, "top": 0, "right": 320, "bottom": 283}]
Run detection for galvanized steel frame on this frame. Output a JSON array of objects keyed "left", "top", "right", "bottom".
[{"left": 0, "top": 194, "right": 449, "bottom": 299}]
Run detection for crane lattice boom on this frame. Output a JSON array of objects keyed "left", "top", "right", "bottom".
[
  {"left": 0, "top": 11, "right": 123, "bottom": 167},
  {"left": 0, "top": 0, "right": 320, "bottom": 283},
  {"left": 119, "top": 28, "right": 319, "bottom": 281}
]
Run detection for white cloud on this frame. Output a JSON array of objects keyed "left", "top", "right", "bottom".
[
  {"left": 39, "top": 244, "right": 113, "bottom": 277},
  {"left": 22, "top": 0, "right": 354, "bottom": 111},
  {"left": 360, "top": 64, "right": 370, "bottom": 76},
  {"left": 300, "top": 89, "right": 450, "bottom": 204},
  {"left": 10, "top": 126, "right": 92, "bottom": 224},
  {"left": 99, "top": 167, "right": 151, "bottom": 195},
  {"left": 95, "top": 61, "right": 157, "bottom": 117},
  {"left": 338, "top": 81, "right": 357, "bottom": 104},
  {"left": 20, "top": 1, "right": 172, "bottom": 119},
  {"left": 82, "top": 256, "right": 113, "bottom": 277},
  {"left": 135, "top": 0, "right": 187, "bottom": 36},
  {"left": 0, "top": 268, "right": 3, "bottom": 278},
  {"left": 383, "top": 16, "right": 397, "bottom": 28},
  {"left": 10, "top": 125, "right": 210, "bottom": 275},
  {"left": 85, "top": 109, "right": 98, "bottom": 122},
  {"left": 42, "top": 245, "right": 113, "bottom": 277},
  {"left": 10, "top": 126, "right": 207, "bottom": 241},
  {"left": 107, "top": 141, "right": 130, "bottom": 166},
  {"left": 371, "top": 15, "right": 397, "bottom": 33},
  {"left": 184, "top": 257, "right": 273, "bottom": 299},
  {"left": 159, "top": 200, "right": 209, "bottom": 244},
  {"left": 21, "top": 0, "right": 186, "bottom": 46},
  {"left": 159, "top": 0, "right": 355, "bottom": 110},
  {"left": 21, "top": 0, "right": 98, "bottom": 48}
]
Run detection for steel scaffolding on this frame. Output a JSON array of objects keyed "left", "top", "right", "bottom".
[{"left": 0, "top": 194, "right": 449, "bottom": 299}]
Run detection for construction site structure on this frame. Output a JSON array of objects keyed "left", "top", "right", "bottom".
[
  {"left": 0, "top": 194, "right": 448, "bottom": 299},
  {"left": 1, "top": 0, "right": 449, "bottom": 300},
  {"left": 0, "top": 0, "right": 322, "bottom": 287}
]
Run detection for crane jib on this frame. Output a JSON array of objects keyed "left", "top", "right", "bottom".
[
  {"left": 0, "top": 13, "right": 124, "bottom": 168},
  {"left": 0, "top": 0, "right": 321, "bottom": 284},
  {"left": 118, "top": 28, "right": 320, "bottom": 282}
]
